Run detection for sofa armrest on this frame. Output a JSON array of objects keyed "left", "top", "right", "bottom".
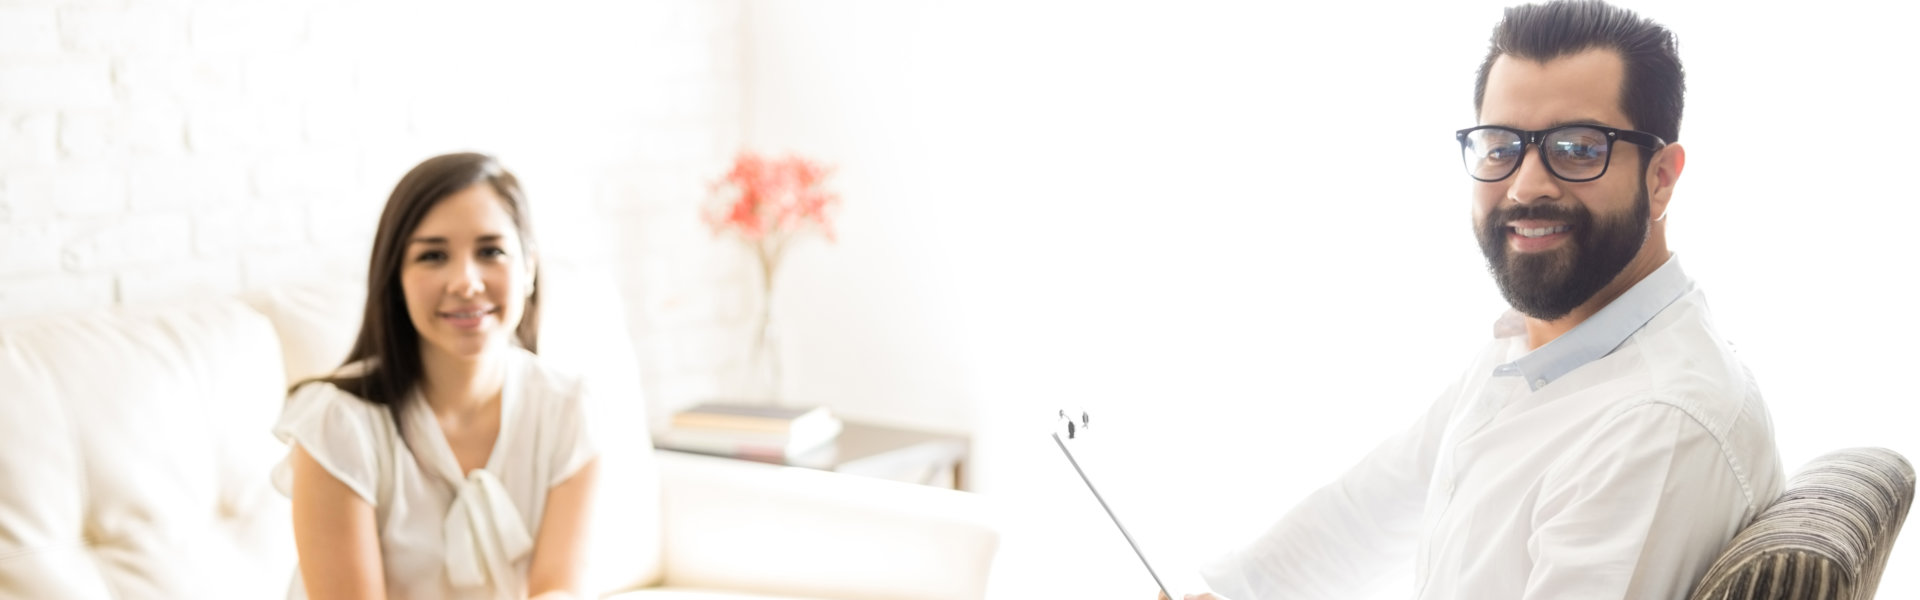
[
  {"left": 1690, "top": 447, "right": 1915, "bottom": 600},
  {"left": 654, "top": 450, "right": 1000, "bottom": 600}
]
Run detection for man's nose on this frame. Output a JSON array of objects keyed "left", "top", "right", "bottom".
[{"left": 1506, "top": 148, "right": 1562, "bottom": 206}]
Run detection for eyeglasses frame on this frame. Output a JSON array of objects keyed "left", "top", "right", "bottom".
[{"left": 1455, "top": 123, "right": 1668, "bottom": 183}]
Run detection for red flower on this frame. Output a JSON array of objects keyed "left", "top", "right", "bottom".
[{"left": 704, "top": 151, "right": 840, "bottom": 247}]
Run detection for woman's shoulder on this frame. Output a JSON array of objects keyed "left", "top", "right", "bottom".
[
  {"left": 285, "top": 365, "right": 391, "bottom": 425},
  {"left": 273, "top": 365, "right": 395, "bottom": 506},
  {"left": 510, "top": 347, "right": 588, "bottom": 400},
  {"left": 507, "top": 347, "right": 601, "bottom": 481}
]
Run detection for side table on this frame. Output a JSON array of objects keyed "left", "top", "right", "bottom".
[{"left": 657, "top": 420, "right": 971, "bottom": 490}]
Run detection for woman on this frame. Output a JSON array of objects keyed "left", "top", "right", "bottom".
[{"left": 272, "top": 153, "right": 597, "bottom": 600}]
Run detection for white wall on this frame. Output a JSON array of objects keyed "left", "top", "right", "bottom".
[
  {"left": 739, "top": 1, "right": 980, "bottom": 433},
  {"left": 0, "top": 0, "right": 755, "bottom": 431},
  {"left": 744, "top": 1, "right": 1920, "bottom": 597}
]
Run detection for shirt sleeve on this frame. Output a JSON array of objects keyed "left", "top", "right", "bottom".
[
  {"left": 1523, "top": 400, "right": 1756, "bottom": 600},
  {"left": 544, "top": 376, "right": 599, "bottom": 488},
  {"left": 271, "top": 382, "right": 385, "bottom": 505},
  {"left": 1201, "top": 390, "right": 1456, "bottom": 600}
]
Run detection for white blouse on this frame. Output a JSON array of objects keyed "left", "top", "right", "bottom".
[{"left": 272, "top": 348, "right": 597, "bottom": 600}]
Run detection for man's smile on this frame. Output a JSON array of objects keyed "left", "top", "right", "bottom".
[{"left": 1507, "top": 219, "right": 1573, "bottom": 252}]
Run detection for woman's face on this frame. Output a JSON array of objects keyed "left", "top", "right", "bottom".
[{"left": 399, "top": 183, "right": 533, "bottom": 363}]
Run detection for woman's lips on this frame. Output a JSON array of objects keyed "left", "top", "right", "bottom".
[{"left": 439, "top": 306, "right": 499, "bottom": 330}]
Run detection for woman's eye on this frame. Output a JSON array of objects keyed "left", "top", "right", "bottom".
[
  {"left": 415, "top": 250, "right": 447, "bottom": 263},
  {"left": 479, "top": 247, "right": 508, "bottom": 259}
]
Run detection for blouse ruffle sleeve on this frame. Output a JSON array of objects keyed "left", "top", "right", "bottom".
[{"left": 271, "top": 382, "right": 387, "bottom": 506}]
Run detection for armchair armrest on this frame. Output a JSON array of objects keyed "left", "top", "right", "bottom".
[
  {"left": 654, "top": 450, "right": 1000, "bottom": 600},
  {"left": 1690, "top": 447, "right": 1915, "bottom": 600}
]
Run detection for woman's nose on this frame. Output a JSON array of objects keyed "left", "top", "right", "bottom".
[{"left": 447, "top": 259, "right": 483, "bottom": 297}]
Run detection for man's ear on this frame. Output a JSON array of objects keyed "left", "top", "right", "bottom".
[{"left": 1648, "top": 142, "right": 1686, "bottom": 221}]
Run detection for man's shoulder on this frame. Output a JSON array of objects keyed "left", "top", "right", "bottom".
[
  {"left": 1609, "top": 289, "right": 1766, "bottom": 435},
  {"left": 1584, "top": 292, "right": 1784, "bottom": 510}
]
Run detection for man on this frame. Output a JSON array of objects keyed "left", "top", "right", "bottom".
[{"left": 1182, "top": 2, "right": 1783, "bottom": 598}]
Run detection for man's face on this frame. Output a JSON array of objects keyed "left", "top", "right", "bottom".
[{"left": 1473, "top": 49, "right": 1652, "bottom": 321}]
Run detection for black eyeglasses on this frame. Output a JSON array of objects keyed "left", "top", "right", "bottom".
[{"left": 1456, "top": 124, "right": 1666, "bottom": 183}]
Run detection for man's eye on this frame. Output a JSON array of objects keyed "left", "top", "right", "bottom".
[
  {"left": 1486, "top": 146, "right": 1521, "bottom": 161},
  {"left": 1551, "top": 143, "right": 1605, "bottom": 161}
]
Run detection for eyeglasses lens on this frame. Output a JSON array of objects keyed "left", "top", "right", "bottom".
[{"left": 1462, "top": 127, "right": 1612, "bottom": 182}]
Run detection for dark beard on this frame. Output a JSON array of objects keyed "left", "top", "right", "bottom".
[{"left": 1476, "top": 188, "right": 1650, "bottom": 321}]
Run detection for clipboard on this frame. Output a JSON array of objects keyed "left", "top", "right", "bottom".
[{"left": 1052, "top": 410, "right": 1212, "bottom": 598}]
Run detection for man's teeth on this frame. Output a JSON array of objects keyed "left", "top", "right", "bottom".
[{"left": 1515, "top": 225, "right": 1571, "bottom": 238}]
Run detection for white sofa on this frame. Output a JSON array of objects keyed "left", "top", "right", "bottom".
[{"left": 0, "top": 267, "right": 1000, "bottom": 599}]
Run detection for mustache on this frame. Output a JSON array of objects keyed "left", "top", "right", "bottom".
[{"left": 1487, "top": 202, "right": 1590, "bottom": 225}]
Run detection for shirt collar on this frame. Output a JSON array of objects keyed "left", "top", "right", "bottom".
[{"left": 1492, "top": 254, "right": 1693, "bottom": 391}]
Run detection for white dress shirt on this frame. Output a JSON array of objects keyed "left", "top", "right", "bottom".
[
  {"left": 1201, "top": 255, "right": 1783, "bottom": 600},
  {"left": 271, "top": 347, "right": 597, "bottom": 600}
]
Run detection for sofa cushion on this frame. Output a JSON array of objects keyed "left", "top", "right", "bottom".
[
  {"left": 655, "top": 452, "right": 1001, "bottom": 600},
  {"left": 536, "top": 261, "right": 666, "bottom": 591},
  {"left": 242, "top": 282, "right": 365, "bottom": 387},
  {"left": 0, "top": 300, "right": 294, "bottom": 599}
]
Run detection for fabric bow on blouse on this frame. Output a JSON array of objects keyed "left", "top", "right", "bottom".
[
  {"left": 403, "top": 394, "right": 535, "bottom": 600},
  {"left": 443, "top": 470, "right": 533, "bottom": 595}
]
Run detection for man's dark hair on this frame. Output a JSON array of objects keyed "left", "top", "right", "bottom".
[{"left": 1473, "top": 0, "right": 1684, "bottom": 145}]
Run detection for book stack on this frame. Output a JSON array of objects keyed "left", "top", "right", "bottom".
[{"left": 659, "top": 402, "right": 843, "bottom": 460}]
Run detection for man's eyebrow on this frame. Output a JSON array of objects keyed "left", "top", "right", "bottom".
[
  {"left": 1482, "top": 118, "right": 1618, "bottom": 130},
  {"left": 1548, "top": 118, "right": 1614, "bottom": 129},
  {"left": 407, "top": 234, "right": 503, "bottom": 245}
]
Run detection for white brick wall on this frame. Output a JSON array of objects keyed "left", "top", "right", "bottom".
[{"left": 0, "top": 0, "right": 762, "bottom": 422}]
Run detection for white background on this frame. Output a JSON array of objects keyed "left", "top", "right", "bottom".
[{"left": 745, "top": 1, "right": 1920, "bottom": 597}]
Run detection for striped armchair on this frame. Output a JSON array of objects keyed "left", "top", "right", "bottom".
[{"left": 1691, "top": 448, "right": 1915, "bottom": 600}]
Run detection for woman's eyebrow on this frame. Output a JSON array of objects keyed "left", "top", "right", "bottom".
[{"left": 408, "top": 234, "right": 503, "bottom": 245}]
